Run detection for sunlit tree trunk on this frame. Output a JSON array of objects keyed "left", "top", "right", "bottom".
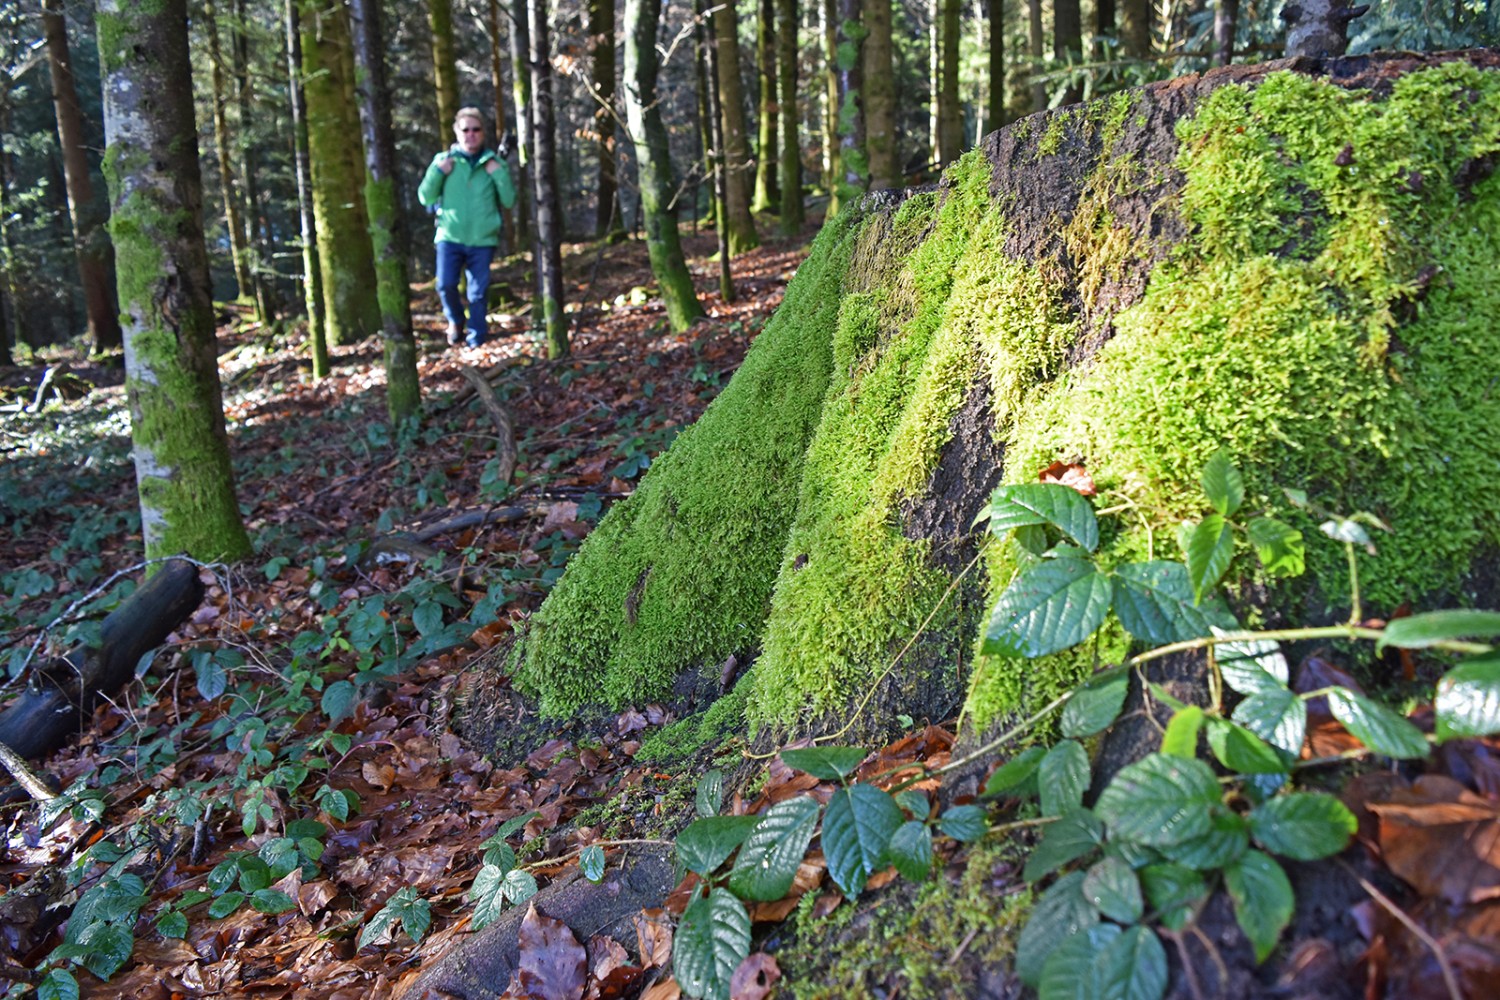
[
  {"left": 508, "top": 0, "right": 534, "bottom": 251},
  {"left": 429, "top": 0, "right": 459, "bottom": 141},
  {"left": 775, "top": 0, "right": 801, "bottom": 233},
  {"left": 95, "top": 0, "right": 252, "bottom": 562},
  {"left": 588, "top": 0, "right": 619, "bottom": 237},
  {"left": 752, "top": 0, "right": 778, "bottom": 214},
  {"left": 712, "top": 0, "right": 759, "bottom": 254},
  {"left": 350, "top": 0, "right": 419, "bottom": 423},
  {"left": 835, "top": 0, "right": 867, "bottom": 202},
  {"left": 984, "top": 0, "right": 1005, "bottom": 135},
  {"left": 204, "top": 0, "right": 254, "bottom": 306},
  {"left": 928, "top": 0, "right": 938, "bottom": 159},
  {"left": 1028, "top": 0, "right": 1045, "bottom": 111},
  {"left": 1120, "top": 0, "right": 1151, "bottom": 58},
  {"left": 528, "top": 0, "right": 568, "bottom": 357},
  {"left": 624, "top": 0, "right": 705, "bottom": 330},
  {"left": 232, "top": 0, "right": 273, "bottom": 323},
  {"left": 487, "top": 0, "right": 517, "bottom": 252},
  {"left": 937, "top": 0, "right": 963, "bottom": 165},
  {"left": 820, "top": 0, "right": 840, "bottom": 199},
  {"left": 863, "top": 0, "right": 897, "bottom": 190},
  {"left": 1214, "top": 0, "right": 1238, "bottom": 65},
  {"left": 697, "top": 0, "right": 733, "bottom": 300},
  {"left": 41, "top": 0, "right": 121, "bottom": 353},
  {"left": 285, "top": 0, "right": 326, "bottom": 378}
]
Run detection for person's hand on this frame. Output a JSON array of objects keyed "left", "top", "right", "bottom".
[
  {"left": 438, "top": 155, "right": 455, "bottom": 175},
  {"left": 484, "top": 161, "right": 500, "bottom": 175}
]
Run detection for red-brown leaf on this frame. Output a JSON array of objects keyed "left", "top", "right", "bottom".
[
  {"left": 728, "top": 953, "right": 781, "bottom": 1000},
  {"left": 505, "top": 903, "right": 586, "bottom": 1000},
  {"left": 1037, "top": 461, "right": 1096, "bottom": 496}
]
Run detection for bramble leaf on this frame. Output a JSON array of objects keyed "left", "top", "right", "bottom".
[
  {"left": 984, "top": 746, "right": 1045, "bottom": 797},
  {"left": 676, "top": 816, "right": 759, "bottom": 877},
  {"left": 1436, "top": 654, "right": 1500, "bottom": 740},
  {"left": 1016, "top": 871, "right": 1097, "bottom": 987},
  {"left": 1249, "top": 793, "right": 1356, "bottom": 861},
  {"left": 1200, "top": 450, "right": 1244, "bottom": 517},
  {"left": 728, "top": 796, "right": 821, "bottom": 901},
  {"left": 1380, "top": 610, "right": 1500, "bottom": 650},
  {"left": 984, "top": 559, "right": 1113, "bottom": 659},
  {"left": 779, "top": 746, "right": 867, "bottom": 781},
  {"left": 888, "top": 821, "right": 934, "bottom": 881},
  {"left": 1039, "top": 740, "right": 1091, "bottom": 818},
  {"left": 1024, "top": 809, "right": 1104, "bottom": 883},
  {"left": 696, "top": 769, "right": 725, "bottom": 817},
  {"left": 1232, "top": 686, "right": 1306, "bottom": 758},
  {"left": 1246, "top": 517, "right": 1304, "bottom": 577},
  {"left": 674, "top": 888, "right": 751, "bottom": 1000},
  {"left": 1083, "top": 855, "right": 1143, "bottom": 923},
  {"left": 1328, "top": 689, "right": 1428, "bottom": 759},
  {"left": 1183, "top": 516, "right": 1234, "bottom": 604},
  {"left": 1061, "top": 666, "right": 1129, "bottom": 738},
  {"left": 823, "top": 785, "right": 904, "bottom": 895},
  {"left": 986, "top": 483, "right": 1100, "bottom": 552},
  {"left": 1224, "top": 850, "right": 1293, "bottom": 963},
  {"left": 1095, "top": 754, "right": 1220, "bottom": 848},
  {"left": 1113, "top": 561, "right": 1235, "bottom": 646}
]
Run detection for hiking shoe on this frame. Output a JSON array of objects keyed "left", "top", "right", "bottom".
[{"left": 445, "top": 324, "right": 462, "bottom": 346}]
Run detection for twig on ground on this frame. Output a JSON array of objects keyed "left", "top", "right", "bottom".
[{"left": 1342, "top": 859, "right": 1462, "bottom": 1000}]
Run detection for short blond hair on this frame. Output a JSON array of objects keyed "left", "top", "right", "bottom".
[{"left": 454, "top": 107, "right": 485, "bottom": 130}]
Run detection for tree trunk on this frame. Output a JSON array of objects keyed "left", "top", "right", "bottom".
[
  {"left": 775, "top": 0, "right": 802, "bottom": 234},
  {"left": 928, "top": 0, "right": 939, "bottom": 160},
  {"left": 697, "top": 0, "right": 734, "bottom": 301},
  {"left": 821, "top": 0, "right": 840, "bottom": 200},
  {"left": 487, "top": 0, "right": 517, "bottom": 253},
  {"left": 350, "top": 0, "right": 420, "bottom": 423},
  {"left": 1119, "top": 0, "right": 1151, "bottom": 59},
  {"left": 508, "top": 0, "right": 534, "bottom": 253},
  {"left": 1055, "top": 0, "right": 1082, "bottom": 104},
  {"left": 300, "top": 0, "right": 380, "bottom": 347},
  {"left": 624, "top": 0, "right": 705, "bottom": 331},
  {"left": 1028, "top": 0, "right": 1045, "bottom": 111},
  {"left": 937, "top": 0, "right": 963, "bottom": 165},
  {"left": 1283, "top": 0, "right": 1367, "bottom": 58},
  {"left": 429, "top": 0, "right": 460, "bottom": 141},
  {"left": 588, "top": 0, "right": 619, "bottom": 238},
  {"left": 95, "top": 0, "right": 253, "bottom": 562},
  {"left": 0, "top": 94, "right": 17, "bottom": 360},
  {"left": 985, "top": 0, "right": 1005, "bottom": 136},
  {"left": 863, "top": 0, "right": 897, "bottom": 190},
  {"left": 41, "top": 0, "right": 121, "bottom": 354},
  {"left": 1096, "top": 0, "right": 1115, "bottom": 55},
  {"left": 1214, "top": 0, "right": 1238, "bottom": 66},
  {"left": 835, "top": 0, "right": 867, "bottom": 201},
  {"left": 285, "top": 0, "right": 327, "bottom": 378},
  {"left": 692, "top": 3, "right": 716, "bottom": 231},
  {"left": 204, "top": 0, "right": 255, "bottom": 307},
  {"left": 752, "top": 0, "right": 778, "bottom": 214},
  {"left": 528, "top": 0, "right": 568, "bottom": 357},
  {"left": 232, "top": 0, "right": 274, "bottom": 323},
  {"left": 712, "top": 0, "right": 760, "bottom": 255}
]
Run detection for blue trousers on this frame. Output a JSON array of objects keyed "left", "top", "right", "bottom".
[{"left": 435, "top": 241, "right": 495, "bottom": 347}]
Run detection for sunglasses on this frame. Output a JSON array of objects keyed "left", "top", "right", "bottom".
[{"left": 459, "top": 127, "right": 483, "bottom": 133}]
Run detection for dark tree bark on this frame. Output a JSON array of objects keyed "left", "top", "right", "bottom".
[
  {"left": 204, "top": 0, "right": 255, "bottom": 305},
  {"left": 487, "top": 0, "right": 517, "bottom": 252},
  {"left": 528, "top": 0, "right": 568, "bottom": 357},
  {"left": 95, "top": 0, "right": 252, "bottom": 562},
  {"left": 775, "top": 0, "right": 801, "bottom": 233},
  {"left": 835, "top": 0, "right": 867, "bottom": 199},
  {"left": 863, "top": 0, "right": 897, "bottom": 189},
  {"left": 1214, "top": 0, "right": 1238, "bottom": 65},
  {"left": 936, "top": 0, "right": 963, "bottom": 164},
  {"left": 1096, "top": 0, "right": 1115, "bottom": 52},
  {"left": 285, "top": 0, "right": 327, "bottom": 378},
  {"left": 624, "top": 0, "right": 705, "bottom": 330},
  {"left": 985, "top": 0, "right": 1005, "bottom": 136},
  {"left": 1055, "top": 0, "right": 1082, "bottom": 104},
  {"left": 41, "top": 0, "right": 120, "bottom": 354},
  {"left": 1119, "top": 0, "right": 1151, "bottom": 59},
  {"left": 350, "top": 0, "right": 420, "bottom": 422},
  {"left": 1283, "top": 0, "right": 1368, "bottom": 58},
  {"left": 430, "top": 0, "right": 460, "bottom": 139},
  {"left": 712, "top": 0, "right": 759, "bottom": 254},
  {"left": 232, "top": 0, "right": 274, "bottom": 323},
  {"left": 752, "top": 0, "right": 778, "bottom": 214},
  {"left": 697, "top": 0, "right": 733, "bottom": 301},
  {"left": 508, "top": 0, "right": 534, "bottom": 252},
  {"left": 1028, "top": 0, "right": 1045, "bottom": 111},
  {"left": 821, "top": 0, "right": 839, "bottom": 198},
  {"left": 588, "top": 0, "right": 619, "bottom": 237},
  {"left": 692, "top": 3, "right": 716, "bottom": 230}
]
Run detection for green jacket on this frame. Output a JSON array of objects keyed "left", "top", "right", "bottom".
[{"left": 417, "top": 146, "right": 517, "bottom": 247}]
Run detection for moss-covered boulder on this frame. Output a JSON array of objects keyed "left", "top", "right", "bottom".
[{"left": 499, "top": 50, "right": 1500, "bottom": 744}]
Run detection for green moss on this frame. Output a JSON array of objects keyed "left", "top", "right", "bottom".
[
  {"left": 1037, "top": 110, "right": 1070, "bottom": 158},
  {"left": 637, "top": 683, "right": 748, "bottom": 764}
]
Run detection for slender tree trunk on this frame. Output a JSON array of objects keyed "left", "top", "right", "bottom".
[
  {"left": 835, "top": 0, "right": 867, "bottom": 200},
  {"left": 1283, "top": 0, "right": 1366, "bottom": 58},
  {"left": 588, "top": 0, "right": 619, "bottom": 237},
  {"left": 712, "top": 0, "right": 759, "bottom": 254},
  {"left": 1055, "top": 0, "right": 1082, "bottom": 104},
  {"left": 95, "top": 0, "right": 252, "bottom": 562},
  {"left": 232, "top": 0, "right": 274, "bottom": 323},
  {"left": 1096, "top": 0, "right": 1115, "bottom": 54},
  {"left": 752, "top": 0, "right": 778, "bottom": 214},
  {"left": 697, "top": 0, "right": 733, "bottom": 301},
  {"left": 0, "top": 125, "right": 13, "bottom": 365},
  {"left": 624, "top": 0, "right": 705, "bottom": 330},
  {"left": 204, "top": 0, "right": 255, "bottom": 306},
  {"left": 821, "top": 0, "right": 840, "bottom": 200},
  {"left": 937, "top": 0, "right": 963, "bottom": 164},
  {"left": 429, "top": 0, "right": 460, "bottom": 140},
  {"left": 487, "top": 0, "right": 517, "bottom": 253},
  {"left": 41, "top": 0, "right": 121, "bottom": 353},
  {"left": 350, "top": 0, "right": 419, "bottom": 423},
  {"left": 985, "top": 0, "right": 1005, "bottom": 135},
  {"left": 863, "top": 0, "right": 897, "bottom": 190},
  {"left": 1028, "top": 0, "right": 1045, "bottom": 111},
  {"left": 285, "top": 0, "right": 326, "bottom": 378},
  {"left": 508, "top": 0, "right": 534, "bottom": 251},
  {"left": 1214, "top": 0, "right": 1238, "bottom": 65},
  {"left": 300, "top": 0, "right": 380, "bottom": 347},
  {"left": 928, "top": 0, "right": 938, "bottom": 160},
  {"left": 775, "top": 0, "right": 801, "bottom": 234},
  {"left": 692, "top": 7, "right": 716, "bottom": 229},
  {"left": 1119, "top": 0, "right": 1151, "bottom": 58},
  {"left": 528, "top": 0, "right": 568, "bottom": 357}
]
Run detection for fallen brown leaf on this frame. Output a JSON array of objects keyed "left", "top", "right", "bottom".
[
  {"left": 1038, "top": 460, "right": 1096, "bottom": 496},
  {"left": 728, "top": 952, "right": 781, "bottom": 1000},
  {"left": 1367, "top": 774, "right": 1500, "bottom": 905},
  {"left": 634, "top": 909, "right": 673, "bottom": 970},
  {"left": 504, "top": 903, "right": 587, "bottom": 1000}
]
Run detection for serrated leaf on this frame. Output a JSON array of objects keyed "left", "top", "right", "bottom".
[
  {"left": 469, "top": 864, "right": 509, "bottom": 930},
  {"left": 1038, "top": 922, "right": 1121, "bottom": 1000},
  {"left": 208, "top": 892, "right": 246, "bottom": 919},
  {"left": 579, "top": 845, "right": 606, "bottom": 883},
  {"left": 321, "top": 680, "right": 357, "bottom": 722},
  {"left": 1016, "top": 871, "right": 1098, "bottom": 987},
  {"left": 155, "top": 909, "right": 188, "bottom": 939},
  {"left": 1158, "top": 808, "right": 1249, "bottom": 871},
  {"left": 1327, "top": 688, "right": 1428, "bottom": 759},
  {"left": 394, "top": 889, "right": 431, "bottom": 944},
  {"left": 823, "top": 785, "right": 905, "bottom": 895},
  {"left": 250, "top": 889, "right": 298, "bottom": 915},
  {"left": 987, "top": 483, "right": 1100, "bottom": 552},
  {"left": 1224, "top": 850, "right": 1293, "bottom": 963},
  {"left": 894, "top": 789, "right": 929, "bottom": 818},
  {"left": 502, "top": 869, "right": 538, "bottom": 905},
  {"left": 984, "top": 559, "right": 1113, "bottom": 659},
  {"left": 1161, "top": 706, "right": 1205, "bottom": 759},
  {"left": 1062, "top": 666, "right": 1129, "bottom": 738},
  {"left": 484, "top": 840, "right": 517, "bottom": 871},
  {"left": 1200, "top": 450, "right": 1244, "bottom": 516},
  {"left": 1206, "top": 720, "right": 1290, "bottom": 774},
  {"left": 412, "top": 600, "right": 443, "bottom": 636},
  {"left": 674, "top": 887, "right": 752, "bottom": 1000},
  {"left": 1232, "top": 686, "right": 1306, "bottom": 758},
  {"left": 1024, "top": 808, "right": 1104, "bottom": 883},
  {"left": 728, "top": 796, "right": 821, "bottom": 901},
  {"left": 80, "top": 922, "right": 134, "bottom": 980},
  {"left": 1214, "top": 630, "right": 1289, "bottom": 695},
  {"left": 1183, "top": 516, "right": 1234, "bottom": 604},
  {"left": 194, "top": 654, "right": 227, "bottom": 701},
  {"left": 888, "top": 820, "right": 934, "bottom": 881},
  {"left": 37, "top": 969, "right": 80, "bottom": 1000},
  {"left": 1082, "top": 855, "right": 1143, "bottom": 924},
  {"left": 779, "top": 746, "right": 867, "bottom": 781},
  {"left": 1140, "top": 863, "right": 1207, "bottom": 932},
  {"left": 1436, "top": 655, "right": 1500, "bottom": 740},
  {"left": 237, "top": 856, "right": 272, "bottom": 893},
  {"left": 493, "top": 811, "right": 538, "bottom": 841},
  {"left": 677, "top": 816, "right": 761, "bottom": 877},
  {"left": 1095, "top": 754, "right": 1220, "bottom": 848},
  {"left": 1249, "top": 793, "right": 1356, "bottom": 861},
  {"left": 696, "top": 769, "right": 724, "bottom": 817},
  {"left": 1246, "top": 517, "right": 1304, "bottom": 577},
  {"left": 1380, "top": 610, "right": 1500, "bottom": 651},
  {"left": 1039, "top": 740, "right": 1091, "bottom": 818},
  {"left": 1097, "top": 924, "right": 1169, "bottom": 1000},
  {"left": 1112, "top": 561, "right": 1234, "bottom": 646},
  {"left": 984, "top": 746, "right": 1045, "bottom": 797}
]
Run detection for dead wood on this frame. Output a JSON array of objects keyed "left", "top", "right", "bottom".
[{"left": 459, "top": 363, "right": 518, "bottom": 486}]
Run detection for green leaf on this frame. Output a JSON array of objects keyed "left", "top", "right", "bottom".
[
  {"left": 1379, "top": 610, "right": 1500, "bottom": 651},
  {"left": 1062, "top": 666, "right": 1129, "bottom": 738},
  {"left": 1223, "top": 850, "right": 1293, "bottom": 963},
  {"left": 321, "top": 680, "right": 357, "bottom": 722},
  {"left": 208, "top": 892, "right": 246, "bottom": 919},
  {"left": 938, "top": 804, "right": 989, "bottom": 843},
  {"left": 494, "top": 811, "right": 537, "bottom": 841},
  {"left": 1214, "top": 631, "right": 1289, "bottom": 695},
  {"left": 888, "top": 821, "right": 934, "bottom": 881},
  {"left": 412, "top": 600, "right": 443, "bottom": 636},
  {"left": 823, "top": 785, "right": 905, "bottom": 895},
  {"left": 1016, "top": 871, "right": 1098, "bottom": 988},
  {"left": 1206, "top": 720, "right": 1290, "bottom": 775},
  {"left": 1183, "top": 516, "right": 1234, "bottom": 604},
  {"left": 194, "top": 652, "right": 227, "bottom": 701},
  {"left": 80, "top": 923, "right": 134, "bottom": 980},
  {"left": 37, "top": 969, "right": 80, "bottom": 1000},
  {"left": 502, "top": 869, "right": 538, "bottom": 906},
  {"left": 579, "top": 845, "right": 606, "bottom": 883},
  {"left": 1232, "top": 686, "right": 1307, "bottom": 758},
  {"left": 984, "top": 746, "right": 1045, "bottom": 797},
  {"left": 1140, "top": 863, "right": 1207, "bottom": 932},
  {"left": 1320, "top": 518, "right": 1372, "bottom": 548},
  {"left": 1246, "top": 517, "right": 1304, "bottom": 577},
  {"left": 695, "top": 769, "right": 724, "bottom": 817},
  {"left": 469, "top": 864, "right": 511, "bottom": 930},
  {"left": 1249, "top": 793, "right": 1356, "bottom": 861},
  {"left": 361, "top": 887, "right": 429, "bottom": 948},
  {"left": 1158, "top": 808, "right": 1249, "bottom": 871},
  {"left": 1095, "top": 754, "right": 1220, "bottom": 848},
  {"left": 1112, "top": 561, "right": 1235, "bottom": 646},
  {"left": 1436, "top": 654, "right": 1500, "bottom": 740},
  {"left": 674, "top": 887, "right": 752, "bottom": 1000},
  {"left": 728, "top": 796, "right": 821, "bottom": 901},
  {"left": 894, "top": 789, "right": 930, "bottom": 818},
  {"left": 1038, "top": 923, "right": 1121, "bottom": 1000},
  {"left": 984, "top": 559, "right": 1113, "bottom": 659},
  {"left": 1082, "top": 855, "right": 1143, "bottom": 923},
  {"left": 237, "top": 856, "right": 272, "bottom": 893},
  {"left": 1161, "top": 707, "right": 1205, "bottom": 759},
  {"left": 250, "top": 889, "right": 298, "bottom": 915},
  {"left": 676, "top": 816, "right": 761, "bottom": 877},
  {"left": 1039, "top": 740, "right": 1091, "bottom": 818},
  {"left": 1200, "top": 450, "right": 1244, "bottom": 517},
  {"left": 1024, "top": 809, "right": 1104, "bottom": 883},
  {"left": 1097, "top": 924, "right": 1169, "bottom": 1000},
  {"left": 1327, "top": 689, "right": 1428, "bottom": 759},
  {"left": 987, "top": 483, "right": 1100, "bottom": 552},
  {"left": 779, "top": 746, "right": 867, "bottom": 781},
  {"left": 156, "top": 909, "right": 189, "bottom": 939}
]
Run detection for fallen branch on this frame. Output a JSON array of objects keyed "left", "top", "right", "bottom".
[{"left": 459, "top": 363, "right": 518, "bottom": 486}]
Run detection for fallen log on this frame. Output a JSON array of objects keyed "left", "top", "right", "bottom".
[{"left": 0, "top": 557, "right": 203, "bottom": 762}]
